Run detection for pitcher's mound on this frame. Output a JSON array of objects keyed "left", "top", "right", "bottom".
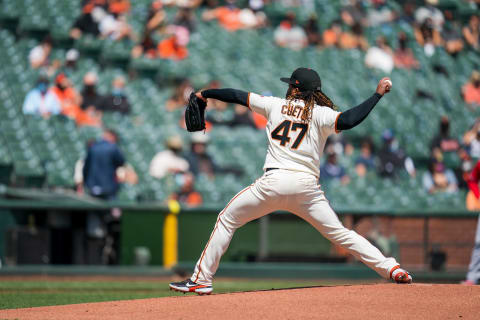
[{"left": 3, "top": 284, "right": 479, "bottom": 320}]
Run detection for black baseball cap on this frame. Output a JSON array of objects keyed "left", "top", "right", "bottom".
[{"left": 280, "top": 67, "right": 322, "bottom": 92}]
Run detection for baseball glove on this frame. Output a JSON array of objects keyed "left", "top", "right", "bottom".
[{"left": 185, "top": 92, "right": 207, "bottom": 132}]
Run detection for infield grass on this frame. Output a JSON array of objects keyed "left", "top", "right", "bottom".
[{"left": 0, "top": 277, "right": 372, "bottom": 310}]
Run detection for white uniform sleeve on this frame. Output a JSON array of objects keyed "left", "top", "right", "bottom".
[
  {"left": 316, "top": 107, "right": 342, "bottom": 136},
  {"left": 248, "top": 92, "right": 279, "bottom": 118}
]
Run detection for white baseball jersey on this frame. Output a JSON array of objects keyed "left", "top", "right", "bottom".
[
  {"left": 248, "top": 92, "right": 341, "bottom": 178},
  {"left": 189, "top": 91, "right": 401, "bottom": 287}
]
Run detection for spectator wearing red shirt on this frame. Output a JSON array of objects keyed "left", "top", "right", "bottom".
[
  {"left": 430, "top": 116, "right": 460, "bottom": 153},
  {"left": 158, "top": 26, "right": 189, "bottom": 60},
  {"left": 170, "top": 172, "right": 203, "bottom": 208},
  {"left": 202, "top": 0, "right": 243, "bottom": 32},
  {"left": 393, "top": 32, "right": 419, "bottom": 69},
  {"left": 463, "top": 71, "right": 480, "bottom": 107},
  {"left": 50, "top": 73, "right": 82, "bottom": 120},
  {"left": 108, "top": 0, "right": 130, "bottom": 16},
  {"left": 467, "top": 160, "right": 480, "bottom": 202}
]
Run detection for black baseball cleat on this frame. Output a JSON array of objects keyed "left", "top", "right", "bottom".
[{"left": 169, "top": 279, "right": 213, "bottom": 295}]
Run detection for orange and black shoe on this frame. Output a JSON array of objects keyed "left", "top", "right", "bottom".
[
  {"left": 390, "top": 266, "right": 413, "bottom": 284},
  {"left": 169, "top": 279, "right": 213, "bottom": 295}
]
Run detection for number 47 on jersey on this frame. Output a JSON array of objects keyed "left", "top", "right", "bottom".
[{"left": 271, "top": 120, "right": 308, "bottom": 149}]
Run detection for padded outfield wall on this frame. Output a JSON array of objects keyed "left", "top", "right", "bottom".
[{"left": 0, "top": 195, "right": 478, "bottom": 272}]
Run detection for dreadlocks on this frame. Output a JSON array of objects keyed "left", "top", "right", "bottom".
[{"left": 286, "top": 88, "right": 337, "bottom": 123}]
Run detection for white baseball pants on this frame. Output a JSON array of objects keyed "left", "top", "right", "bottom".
[{"left": 191, "top": 169, "right": 399, "bottom": 285}]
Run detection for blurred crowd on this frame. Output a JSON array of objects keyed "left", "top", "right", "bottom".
[
  {"left": 23, "top": 66, "right": 131, "bottom": 128},
  {"left": 19, "top": 0, "right": 480, "bottom": 209},
  {"left": 318, "top": 113, "right": 480, "bottom": 206}
]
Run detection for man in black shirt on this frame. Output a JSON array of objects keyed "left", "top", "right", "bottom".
[
  {"left": 100, "top": 76, "right": 131, "bottom": 114},
  {"left": 81, "top": 72, "right": 104, "bottom": 111}
]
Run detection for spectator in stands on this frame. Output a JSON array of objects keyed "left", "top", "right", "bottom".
[
  {"left": 100, "top": 76, "right": 131, "bottom": 114},
  {"left": 70, "top": 3, "right": 101, "bottom": 39},
  {"left": 185, "top": 132, "right": 243, "bottom": 178},
  {"left": 202, "top": 0, "right": 243, "bottom": 32},
  {"left": 22, "top": 77, "right": 61, "bottom": 118},
  {"left": 237, "top": 6, "right": 266, "bottom": 29},
  {"left": 378, "top": 129, "right": 416, "bottom": 178},
  {"left": 64, "top": 49, "right": 80, "bottom": 73},
  {"left": 75, "top": 143, "right": 138, "bottom": 195},
  {"left": 457, "top": 147, "right": 473, "bottom": 190},
  {"left": 130, "top": 1, "right": 167, "bottom": 58},
  {"left": 393, "top": 32, "right": 419, "bottom": 69},
  {"left": 75, "top": 72, "right": 103, "bottom": 127},
  {"left": 83, "top": 129, "right": 125, "bottom": 199},
  {"left": 462, "top": 70, "right": 480, "bottom": 107},
  {"left": 322, "top": 20, "right": 342, "bottom": 48},
  {"left": 320, "top": 151, "right": 350, "bottom": 185},
  {"left": 414, "top": 17, "right": 442, "bottom": 56},
  {"left": 76, "top": 105, "right": 103, "bottom": 127},
  {"left": 365, "top": 36, "right": 394, "bottom": 73},
  {"left": 170, "top": 172, "right": 203, "bottom": 208},
  {"left": 463, "top": 15, "right": 479, "bottom": 51},
  {"left": 144, "top": 0, "right": 167, "bottom": 35},
  {"left": 145, "top": 0, "right": 167, "bottom": 34},
  {"left": 463, "top": 119, "right": 480, "bottom": 159},
  {"left": 108, "top": 0, "right": 130, "bottom": 16},
  {"left": 162, "top": 0, "right": 202, "bottom": 8},
  {"left": 81, "top": 72, "right": 103, "bottom": 111},
  {"left": 230, "top": 105, "right": 257, "bottom": 128},
  {"left": 166, "top": 78, "right": 193, "bottom": 111},
  {"left": 338, "top": 22, "right": 368, "bottom": 51},
  {"left": 430, "top": 116, "right": 460, "bottom": 153},
  {"left": 367, "top": 0, "right": 395, "bottom": 28},
  {"left": 442, "top": 11, "right": 464, "bottom": 57},
  {"left": 273, "top": 12, "right": 308, "bottom": 50},
  {"left": 29, "top": 35, "right": 55, "bottom": 73},
  {"left": 92, "top": 7, "right": 135, "bottom": 41},
  {"left": 355, "top": 137, "right": 376, "bottom": 177},
  {"left": 325, "top": 133, "right": 354, "bottom": 157},
  {"left": 204, "top": 80, "right": 228, "bottom": 111},
  {"left": 149, "top": 136, "right": 190, "bottom": 179},
  {"left": 158, "top": 26, "right": 189, "bottom": 60},
  {"left": 397, "top": 1, "right": 416, "bottom": 25},
  {"left": 174, "top": 7, "right": 196, "bottom": 32},
  {"left": 207, "top": 104, "right": 257, "bottom": 129},
  {"left": 415, "top": 0, "right": 444, "bottom": 31},
  {"left": 49, "top": 73, "right": 82, "bottom": 121},
  {"left": 131, "top": 32, "right": 157, "bottom": 58},
  {"left": 83, "top": 128, "right": 125, "bottom": 264},
  {"left": 303, "top": 14, "right": 321, "bottom": 46},
  {"left": 185, "top": 132, "right": 218, "bottom": 178},
  {"left": 423, "top": 148, "right": 458, "bottom": 194},
  {"left": 340, "top": 0, "right": 367, "bottom": 27}
]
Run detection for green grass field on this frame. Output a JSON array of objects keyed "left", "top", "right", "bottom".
[{"left": 0, "top": 277, "right": 359, "bottom": 310}]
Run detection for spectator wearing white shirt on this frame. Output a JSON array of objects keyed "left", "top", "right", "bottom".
[
  {"left": 29, "top": 36, "right": 53, "bottom": 70},
  {"left": 22, "top": 77, "right": 61, "bottom": 118},
  {"left": 91, "top": 7, "right": 135, "bottom": 41},
  {"left": 365, "top": 36, "right": 394, "bottom": 73},
  {"left": 150, "top": 136, "right": 190, "bottom": 179},
  {"left": 274, "top": 12, "right": 308, "bottom": 50},
  {"left": 367, "top": 0, "right": 395, "bottom": 27},
  {"left": 415, "top": 0, "right": 444, "bottom": 31}
]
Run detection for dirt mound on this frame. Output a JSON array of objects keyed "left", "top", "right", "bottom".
[{"left": 3, "top": 284, "right": 479, "bottom": 320}]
